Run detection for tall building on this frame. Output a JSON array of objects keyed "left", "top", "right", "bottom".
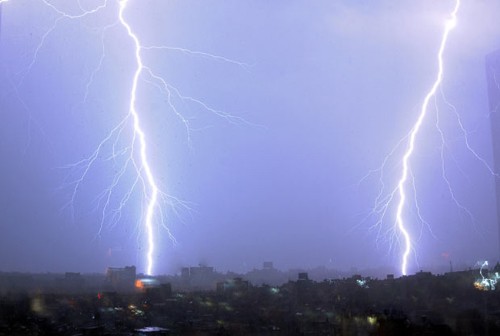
[
  {"left": 179, "top": 265, "right": 219, "bottom": 290},
  {"left": 263, "top": 261, "right": 274, "bottom": 270},
  {"left": 105, "top": 265, "right": 136, "bottom": 290},
  {"left": 486, "top": 49, "right": 500, "bottom": 256}
]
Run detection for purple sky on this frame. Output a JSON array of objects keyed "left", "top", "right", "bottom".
[{"left": 0, "top": 0, "right": 500, "bottom": 276}]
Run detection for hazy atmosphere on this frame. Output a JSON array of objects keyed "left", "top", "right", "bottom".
[{"left": 1, "top": 0, "right": 499, "bottom": 276}]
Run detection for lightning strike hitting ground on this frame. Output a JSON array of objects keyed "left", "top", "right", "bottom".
[
  {"left": 395, "top": 0, "right": 460, "bottom": 276},
  {"left": 360, "top": 0, "right": 482, "bottom": 275},
  {"left": 363, "top": 0, "right": 499, "bottom": 276},
  {"left": 118, "top": 0, "right": 158, "bottom": 276},
  {"left": 7, "top": 0, "right": 249, "bottom": 275}
]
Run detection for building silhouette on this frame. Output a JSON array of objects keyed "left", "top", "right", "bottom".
[
  {"left": 105, "top": 266, "right": 136, "bottom": 291},
  {"left": 179, "top": 265, "right": 220, "bottom": 290},
  {"left": 263, "top": 261, "right": 274, "bottom": 270},
  {"left": 486, "top": 49, "right": 500, "bottom": 256}
]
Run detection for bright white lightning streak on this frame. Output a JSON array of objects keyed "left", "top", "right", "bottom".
[
  {"left": 5, "top": 0, "right": 250, "bottom": 276},
  {"left": 396, "top": 0, "right": 459, "bottom": 276},
  {"left": 117, "top": 0, "right": 157, "bottom": 276},
  {"left": 17, "top": 0, "right": 159, "bottom": 274},
  {"left": 115, "top": 2, "right": 251, "bottom": 274}
]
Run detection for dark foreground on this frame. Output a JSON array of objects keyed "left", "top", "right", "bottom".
[{"left": 1, "top": 269, "right": 500, "bottom": 335}]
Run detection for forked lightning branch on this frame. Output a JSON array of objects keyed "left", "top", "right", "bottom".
[
  {"left": 5, "top": 0, "right": 247, "bottom": 275},
  {"left": 367, "top": 0, "right": 497, "bottom": 276}
]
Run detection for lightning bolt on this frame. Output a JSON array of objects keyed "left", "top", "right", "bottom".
[
  {"left": 5, "top": 0, "right": 250, "bottom": 276},
  {"left": 359, "top": 1, "right": 463, "bottom": 276},
  {"left": 364, "top": 0, "right": 498, "bottom": 276},
  {"left": 396, "top": 0, "right": 459, "bottom": 276},
  {"left": 117, "top": 0, "right": 158, "bottom": 276}
]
